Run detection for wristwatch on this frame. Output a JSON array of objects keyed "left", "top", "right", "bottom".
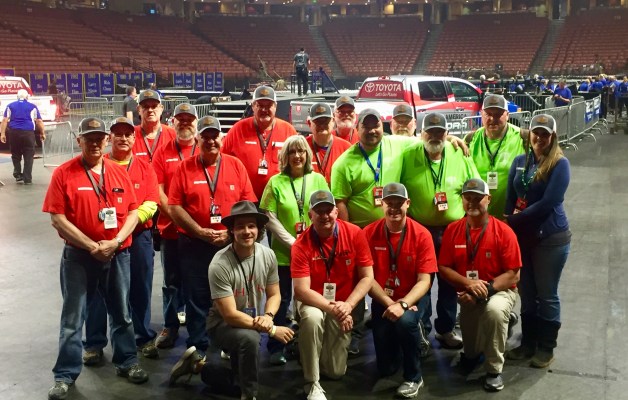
[
  {"left": 115, "top": 237, "right": 123, "bottom": 248},
  {"left": 398, "top": 301, "right": 409, "bottom": 311}
]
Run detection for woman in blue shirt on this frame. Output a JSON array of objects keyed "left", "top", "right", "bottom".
[{"left": 504, "top": 114, "right": 571, "bottom": 369}]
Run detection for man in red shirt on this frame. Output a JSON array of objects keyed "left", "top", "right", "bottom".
[
  {"left": 305, "top": 102, "right": 351, "bottom": 185},
  {"left": 43, "top": 117, "right": 148, "bottom": 400},
  {"left": 291, "top": 190, "right": 374, "bottom": 400},
  {"left": 438, "top": 178, "right": 521, "bottom": 392},
  {"left": 83, "top": 117, "right": 160, "bottom": 365},
  {"left": 151, "top": 103, "right": 199, "bottom": 349},
  {"left": 132, "top": 90, "right": 176, "bottom": 163},
  {"left": 363, "top": 183, "right": 437, "bottom": 399},
  {"left": 331, "top": 96, "right": 359, "bottom": 144},
  {"left": 168, "top": 115, "right": 256, "bottom": 355},
  {"left": 222, "top": 85, "right": 297, "bottom": 200}
]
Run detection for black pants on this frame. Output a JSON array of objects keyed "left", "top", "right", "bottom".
[
  {"left": 9, "top": 128, "right": 35, "bottom": 182},
  {"left": 296, "top": 69, "right": 308, "bottom": 96}
]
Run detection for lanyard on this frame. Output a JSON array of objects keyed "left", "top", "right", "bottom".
[
  {"left": 200, "top": 155, "right": 222, "bottom": 203},
  {"left": 175, "top": 140, "right": 197, "bottom": 161},
  {"left": 424, "top": 147, "right": 445, "bottom": 191},
  {"left": 312, "top": 139, "right": 333, "bottom": 176},
  {"left": 358, "top": 143, "right": 382, "bottom": 185},
  {"left": 385, "top": 224, "right": 406, "bottom": 273},
  {"left": 289, "top": 174, "right": 307, "bottom": 222},
  {"left": 82, "top": 158, "right": 108, "bottom": 206},
  {"left": 520, "top": 152, "right": 537, "bottom": 198},
  {"left": 311, "top": 224, "right": 339, "bottom": 280},
  {"left": 466, "top": 221, "right": 488, "bottom": 266},
  {"left": 141, "top": 126, "right": 162, "bottom": 161},
  {"left": 254, "top": 120, "right": 274, "bottom": 159},
  {"left": 232, "top": 246, "right": 256, "bottom": 306},
  {"left": 483, "top": 131, "right": 507, "bottom": 169}
]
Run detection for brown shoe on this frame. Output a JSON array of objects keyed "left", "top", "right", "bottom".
[{"left": 155, "top": 328, "right": 178, "bottom": 349}]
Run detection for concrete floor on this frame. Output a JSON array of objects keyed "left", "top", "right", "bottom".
[{"left": 0, "top": 131, "right": 626, "bottom": 400}]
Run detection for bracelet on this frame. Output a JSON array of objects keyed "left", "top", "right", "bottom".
[
  {"left": 265, "top": 312, "right": 275, "bottom": 319},
  {"left": 269, "top": 325, "right": 277, "bottom": 337}
]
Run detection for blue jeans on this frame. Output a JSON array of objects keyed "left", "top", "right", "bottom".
[
  {"left": 371, "top": 294, "right": 429, "bottom": 382},
  {"left": 267, "top": 265, "right": 291, "bottom": 354},
  {"left": 53, "top": 246, "right": 137, "bottom": 384},
  {"left": 84, "top": 230, "right": 156, "bottom": 349},
  {"left": 160, "top": 238, "right": 185, "bottom": 330},
  {"left": 178, "top": 234, "right": 223, "bottom": 351},
  {"left": 519, "top": 241, "right": 570, "bottom": 323}
]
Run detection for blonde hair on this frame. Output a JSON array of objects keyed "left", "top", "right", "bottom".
[
  {"left": 526, "top": 120, "right": 564, "bottom": 182},
  {"left": 278, "top": 135, "right": 313, "bottom": 175}
]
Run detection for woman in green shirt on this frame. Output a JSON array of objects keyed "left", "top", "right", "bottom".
[{"left": 260, "top": 134, "right": 328, "bottom": 365}]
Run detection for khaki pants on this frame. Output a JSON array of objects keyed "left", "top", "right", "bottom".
[
  {"left": 459, "top": 289, "right": 517, "bottom": 374},
  {"left": 297, "top": 301, "right": 351, "bottom": 383}
]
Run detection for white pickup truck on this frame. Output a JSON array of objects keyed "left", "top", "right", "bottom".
[{"left": 0, "top": 76, "right": 57, "bottom": 122}]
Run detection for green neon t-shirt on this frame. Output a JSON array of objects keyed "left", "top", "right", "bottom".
[
  {"left": 259, "top": 171, "right": 328, "bottom": 265},
  {"left": 401, "top": 141, "right": 480, "bottom": 227},
  {"left": 331, "top": 136, "right": 412, "bottom": 228},
  {"left": 469, "top": 124, "right": 525, "bottom": 218}
]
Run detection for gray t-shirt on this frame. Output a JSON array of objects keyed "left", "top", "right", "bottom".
[{"left": 207, "top": 243, "right": 279, "bottom": 330}]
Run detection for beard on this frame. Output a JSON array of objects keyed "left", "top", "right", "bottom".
[{"left": 425, "top": 141, "right": 444, "bottom": 155}]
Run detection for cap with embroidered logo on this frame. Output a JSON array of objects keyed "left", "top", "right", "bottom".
[
  {"left": 309, "top": 190, "right": 336, "bottom": 210},
  {"left": 197, "top": 116, "right": 221, "bottom": 134},
  {"left": 482, "top": 95, "right": 508, "bottom": 111},
  {"left": 253, "top": 85, "right": 276, "bottom": 103},
  {"left": 462, "top": 178, "right": 490, "bottom": 196},
  {"left": 138, "top": 90, "right": 161, "bottom": 105},
  {"left": 421, "top": 112, "right": 447, "bottom": 132},
  {"left": 382, "top": 183, "right": 409, "bottom": 200},
  {"left": 309, "top": 102, "right": 333, "bottom": 120},
  {"left": 109, "top": 116, "right": 134, "bottom": 131},
  {"left": 357, "top": 108, "right": 382, "bottom": 124},
  {"left": 335, "top": 96, "right": 355, "bottom": 110},
  {"left": 173, "top": 103, "right": 198, "bottom": 118},
  {"left": 78, "top": 117, "right": 108, "bottom": 136},
  {"left": 393, "top": 103, "right": 414, "bottom": 119},
  {"left": 530, "top": 114, "right": 556, "bottom": 134}
]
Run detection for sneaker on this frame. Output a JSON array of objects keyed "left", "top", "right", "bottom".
[
  {"left": 178, "top": 311, "right": 186, "bottom": 325},
  {"left": 139, "top": 341, "right": 159, "bottom": 359},
  {"left": 417, "top": 320, "right": 432, "bottom": 359},
  {"left": 306, "top": 381, "right": 327, "bottom": 400},
  {"left": 347, "top": 337, "right": 360, "bottom": 356},
  {"left": 48, "top": 381, "right": 70, "bottom": 400},
  {"left": 155, "top": 327, "right": 178, "bottom": 349},
  {"left": 396, "top": 379, "right": 423, "bottom": 398},
  {"left": 530, "top": 349, "right": 554, "bottom": 368},
  {"left": 483, "top": 373, "right": 504, "bottom": 392},
  {"left": 269, "top": 351, "right": 287, "bottom": 366},
  {"left": 435, "top": 331, "right": 463, "bottom": 349},
  {"left": 116, "top": 364, "right": 149, "bottom": 384},
  {"left": 507, "top": 312, "right": 519, "bottom": 339},
  {"left": 13, "top": 173, "right": 23, "bottom": 183},
  {"left": 83, "top": 349, "right": 103, "bottom": 366},
  {"left": 506, "top": 344, "right": 535, "bottom": 360},
  {"left": 221, "top": 350, "right": 231, "bottom": 360},
  {"left": 170, "top": 346, "right": 204, "bottom": 385},
  {"left": 24, "top": 180, "right": 32, "bottom": 185}
]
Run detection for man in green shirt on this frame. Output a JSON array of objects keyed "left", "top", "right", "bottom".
[
  {"left": 401, "top": 112, "right": 479, "bottom": 350},
  {"left": 466, "top": 95, "right": 526, "bottom": 218}
]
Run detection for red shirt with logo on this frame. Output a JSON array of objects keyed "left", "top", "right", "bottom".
[
  {"left": 291, "top": 219, "right": 373, "bottom": 302},
  {"left": 332, "top": 128, "right": 359, "bottom": 145},
  {"left": 168, "top": 154, "right": 257, "bottom": 233},
  {"left": 363, "top": 218, "right": 438, "bottom": 301},
  {"left": 222, "top": 117, "right": 297, "bottom": 199},
  {"left": 132, "top": 124, "right": 176, "bottom": 163},
  {"left": 306, "top": 135, "right": 351, "bottom": 185},
  {"left": 439, "top": 216, "right": 521, "bottom": 288},
  {"left": 42, "top": 156, "right": 138, "bottom": 249}
]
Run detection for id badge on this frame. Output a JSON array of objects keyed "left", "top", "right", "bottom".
[
  {"left": 323, "top": 282, "right": 336, "bottom": 302},
  {"left": 466, "top": 270, "right": 479, "bottom": 280},
  {"left": 210, "top": 204, "right": 222, "bottom": 224},
  {"left": 244, "top": 307, "right": 257, "bottom": 317},
  {"left": 384, "top": 287, "right": 394, "bottom": 297},
  {"left": 373, "top": 186, "right": 383, "bottom": 207},
  {"left": 514, "top": 197, "right": 528, "bottom": 214},
  {"left": 258, "top": 159, "right": 268, "bottom": 176},
  {"left": 487, "top": 171, "right": 498, "bottom": 190},
  {"left": 295, "top": 222, "right": 305, "bottom": 237},
  {"left": 434, "top": 192, "right": 449, "bottom": 211},
  {"left": 102, "top": 207, "right": 117, "bottom": 229}
]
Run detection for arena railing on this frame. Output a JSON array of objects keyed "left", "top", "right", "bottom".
[{"left": 42, "top": 122, "right": 75, "bottom": 168}]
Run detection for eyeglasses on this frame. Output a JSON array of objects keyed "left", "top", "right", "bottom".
[
  {"left": 312, "top": 206, "right": 335, "bottom": 216},
  {"left": 80, "top": 135, "right": 106, "bottom": 143},
  {"left": 288, "top": 149, "right": 307, "bottom": 155},
  {"left": 112, "top": 132, "right": 135, "bottom": 138}
]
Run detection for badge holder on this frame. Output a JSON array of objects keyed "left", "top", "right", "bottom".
[
  {"left": 514, "top": 197, "right": 527, "bottom": 214},
  {"left": 210, "top": 204, "right": 222, "bottom": 224},
  {"left": 295, "top": 222, "right": 305, "bottom": 237},
  {"left": 100, "top": 207, "right": 118, "bottom": 229},
  {"left": 466, "top": 270, "right": 479, "bottom": 280},
  {"left": 373, "top": 186, "right": 383, "bottom": 207},
  {"left": 434, "top": 192, "right": 448, "bottom": 211},
  {"left": 258, "top": 159, "right": 268, "bottom": 176},
  {"left": 323, "top": 282, "right": 336, "bottom": 302},
  {"left": 487, "top": 171, "right": 498, "bottom": 190}
]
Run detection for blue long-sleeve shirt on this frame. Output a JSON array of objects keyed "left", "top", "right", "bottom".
[{"left": 505, "top": 154, "right": 570, "bottom": 243}]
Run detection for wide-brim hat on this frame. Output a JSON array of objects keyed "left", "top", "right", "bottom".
[{"left": 222, "top": 201, "right": 269, "bottom": 229}]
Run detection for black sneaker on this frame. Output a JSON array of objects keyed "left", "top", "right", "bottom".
[
  {"left": 14, "top": 173, "right": 23, "bottom": 182},
  {"left": 483, "top": 373, "right": 504, "bottom": 392},
  {"left": 116, "top": 364, "right": 149, "bottom": 384}
]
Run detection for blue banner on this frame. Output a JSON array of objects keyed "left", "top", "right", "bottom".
[
  {"left": 214, "top": 72, "right": 223, "bottom": 91},
  {"left": 143, "top": 72, "right": 156, "bottom": 85},
  {"left": 67, "top": 73, "right": 83, "bottom": 94},
  {"left": 584, "top": 100, "right": 593, "bottom": 123},
  {"left": 0, "top": 68, "right": 15, "bottom": 76},
  {"left": 29, "top": 73, "right": 48, "bottom": 94},
  {"left": 100, "top": 73, "right": 115, "bottom": 96},
  {"left": 117, "top": 73, "right": 131, "bottom": 86},
  {"left": 194, "top": 73, "right": 204, "bottom": 91},
  {"left": 184, "top": 73, "right": 193, "bottom": 88},
  {"left": 130, "top": 72, "right": 143, "bottom": 88},
  {"left": 173, "top": 73, "right": 185, "bottom": 87},
  {"left": 205, "top": 73, "right": 214, "bottom": 91},
  {"left": 84, "top": 73, "right": 101, "bottom": 97},
  {"left": 48, "top": 73, "right": 67, "bottom": 93}
]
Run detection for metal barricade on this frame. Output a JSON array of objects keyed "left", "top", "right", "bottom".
[
  {"left": 507, "top": 94, "right": 552, "bottom": 113},
  {"left": 195, "top": 104, "right": 217, "bottom": 119},
  {"left": 42, "top": 122, "right": 75, "bottom": 167},
  {"left": 161, "top": 97, "right": 190, "bottom": 120},
  {"left": 67, "top": 101, "right": 124, "bottom": 128}
]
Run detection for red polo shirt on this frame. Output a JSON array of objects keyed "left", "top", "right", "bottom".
[
  {"left": 306, "top": 135, "right": 351, "bottom": 185},
  {"left": 132, "top": 124, "right": 176, "bottom": 163},
  {"left": 332, "top": 128, "right": 359, "bottom": 145}
]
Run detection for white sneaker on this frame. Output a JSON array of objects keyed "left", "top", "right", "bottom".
[
  {"left": 177, "top": 312, "right": 186, "bottom": 325},
  {"left": 306, "top": 381, "right": 327, "bottom": 400},
  {"left": 436, "top": 331, "right": 463, "bottom": 349}
]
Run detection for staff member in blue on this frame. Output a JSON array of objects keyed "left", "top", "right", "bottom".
[{"left": 0, "top": 89, "right": 45, "bottom": 184}]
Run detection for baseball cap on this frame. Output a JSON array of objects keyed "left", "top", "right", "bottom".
[
  {"left": 529, "top": 114, "right": 556, "bottom": 134},
  {"left": 421, "top": 112, "right": 447, "bottom": 132},
  {"left": 138, "top": 90, "right": 161, "bottom": 104},
  {"left": 197, "top": 116, "right": 221, "bottom": 134},
  {"left": 462, "top": 178, "right": 490, "bottom": 196},
  {"left": 78, "top": 117, "right": 108, "bottom": 136},
  {"left": 393, "top": 103, "right": 414, "bottom": 119},
  {"left": 253, "top": 85, "right": 276, "bottom": 103},
  {"left": 109, "top": 116, "right": 134, "bottom": 131},
  {"left": 173, "top": 103, "right": 198, "bottom": 118},
  {"left": 482, "top": 95, "right": 508, "bottom": 111},
  {"left": 309, "top": 103, "right": 333, "bottom": 121},
  {"left": 309, "top": 190, "right": 336, "bottom": 210},
  {"left": 382, "top": 183, "right": 408, "bottom": 200},
  {"left": 357, "top": 108, "right": 382, "bottom": 125},
  {"left": 335, "top": 96, "right": 355, "bottom": 110}
]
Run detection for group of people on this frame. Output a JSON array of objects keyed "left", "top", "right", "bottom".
[{"left": 42, "top": 86, "right": 572, "bottom": 400}]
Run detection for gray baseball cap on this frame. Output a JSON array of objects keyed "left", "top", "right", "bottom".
[
  {"left": 138, "top": 90, "right": 161, "bottom": 104},
  {"left": 393, "top": 103, "right": 414, "bottom": 119},
  {"left": 309, "top": 190, "right": 336, "bottom": 210},
  {"left": 78, "top": 117, "right": 108, "bottom": 136},
  {"left": 529, "top": 114, "right": 556, "bottom": 134},
  {"left": 335, "top": 96, "right": 355, "bottom": 110},
  {"left": 421, "top": 112, "right": 447, "bottom": 132},
  {"left": 173, "top": 103, "right": 198, "bottom": 118},
  {"left": 462, "top": 178, "right": 490, "bottom": 196},
  {"left": 197, "top": 116, "right": 221, "bottom": 134},
  {"left": 309, "top": 103, "right": 333, "bottom": 121},
  {"left": 109, "top": 116, "right": 135, "bottom": 131},
  {"left": 382, "top": 183, "right": 408, "bottom": 200},
  {"left": 357, "top": 108, "right": 382, "bottom": 124},
  {"left": 482, "top": 95, "right": 508, "bottom": 111},
  {"left": 253, "top": 85, "right": 276, "bottom": 103}
]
